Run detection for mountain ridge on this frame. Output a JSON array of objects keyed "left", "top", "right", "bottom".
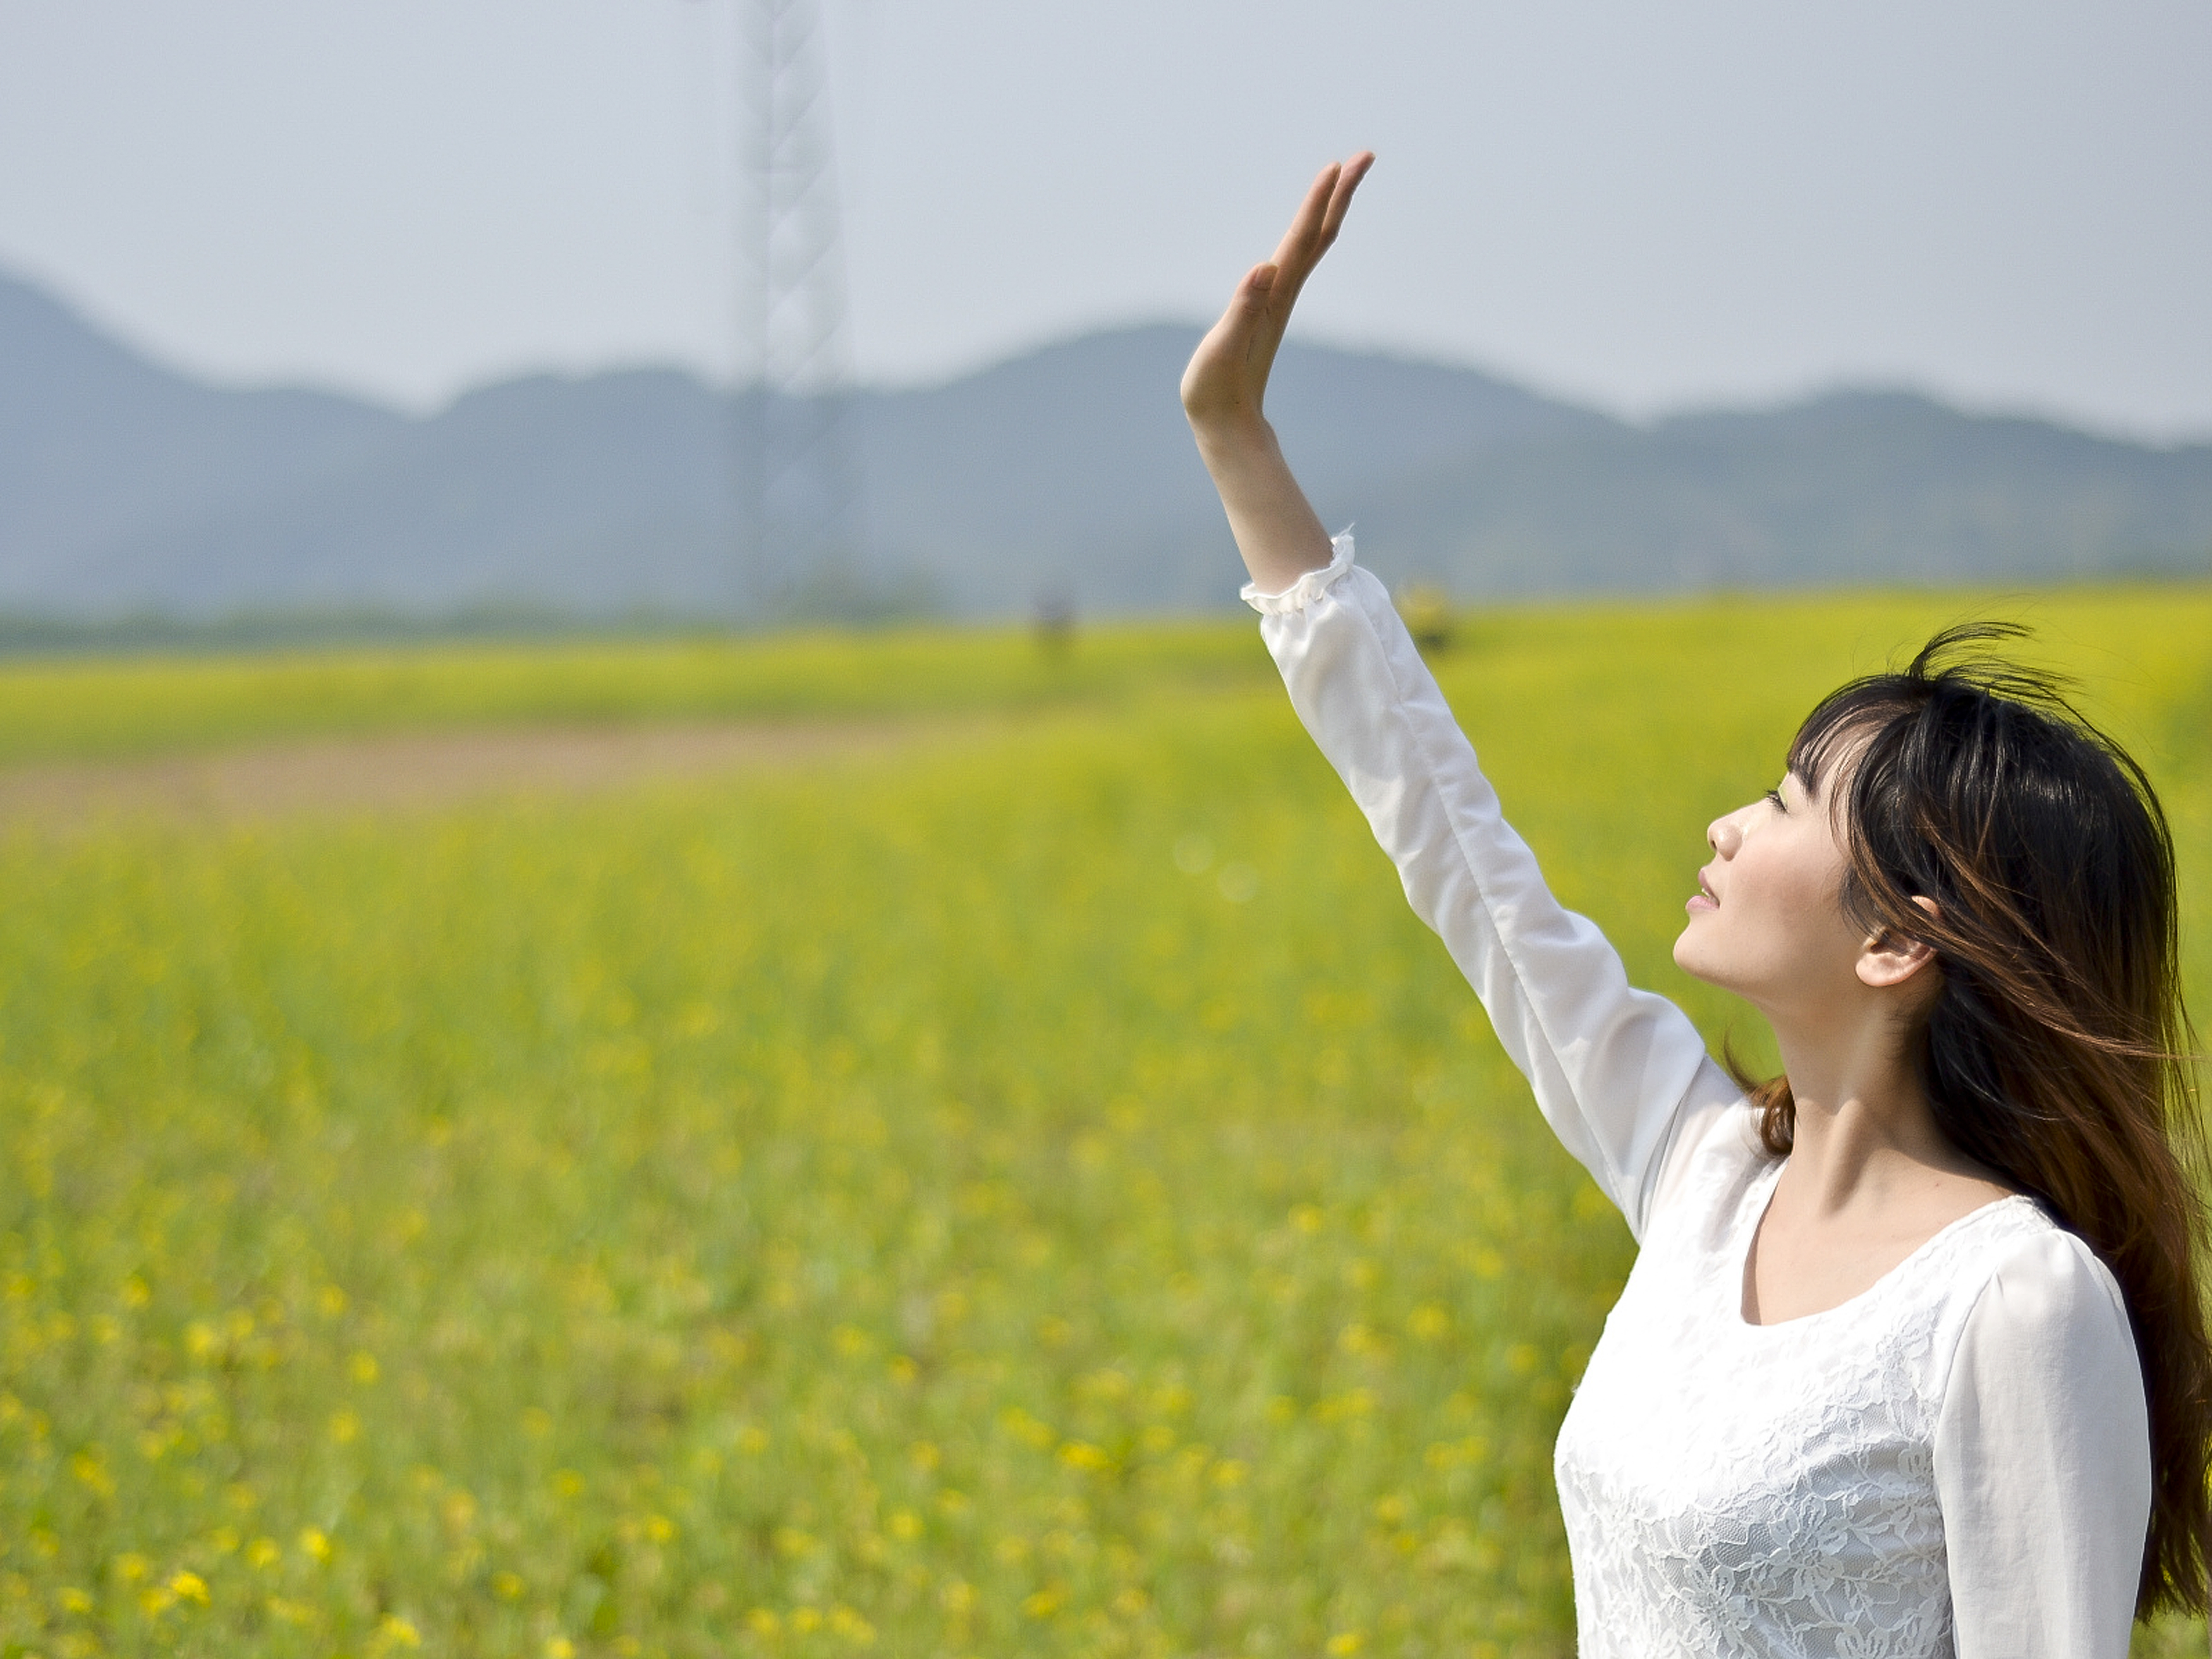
[{"left": 3, "top": 270, "right": 2206, "bottom": 622}]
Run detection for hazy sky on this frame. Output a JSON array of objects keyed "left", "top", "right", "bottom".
[{"left": 3, "top": 1, "right": 2208, "bottom": 437}]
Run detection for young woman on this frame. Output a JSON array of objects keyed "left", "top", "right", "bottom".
[{"left": 1181, "top": 154, "right": 2211, "bottom": 1657}]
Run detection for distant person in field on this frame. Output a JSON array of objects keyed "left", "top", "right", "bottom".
[{"left": 1181, "top": 152, "right": 2209, "bottom": 1657}]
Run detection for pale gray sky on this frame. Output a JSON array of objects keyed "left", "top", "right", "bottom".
[{"left": 2, "top": 1, "right": 2207, "bottom": 437}]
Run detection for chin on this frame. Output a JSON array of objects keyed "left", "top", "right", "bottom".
[
  {"left": 1672, "top": 922, "right": 1732, "bottom": 990},
  {"left": 1671, "top": 923, "right": 1705, "bottom": 979}
]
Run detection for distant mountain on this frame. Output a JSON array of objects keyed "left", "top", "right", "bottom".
[
  {"left": 854, "top": 324, "right": 1610, "bottom": 613},
  {"left": 2, "top": 269, "right": 2206, "bottom": 622},
  {"left": 0, "top": 273, "right": 405, "bottom": 604},
  {"left": 1363, "top": 391, "right": 2212, "bottom": 593}
]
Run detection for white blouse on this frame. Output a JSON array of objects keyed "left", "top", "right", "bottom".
[{"left": 1246, "top": 535, "right": 2152, "bottom": 1658}]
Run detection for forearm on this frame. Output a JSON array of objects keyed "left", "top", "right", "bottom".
[
  {"left": 1255, "top": 547, "right": 1717, "bottom": 1239},
  {"left": 1189, "top": 414, "right": 1335, "bottom": 596}
]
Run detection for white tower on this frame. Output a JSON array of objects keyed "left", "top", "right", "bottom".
[{"left": 735, "top": 0, "right": 860, "bottom": 613}]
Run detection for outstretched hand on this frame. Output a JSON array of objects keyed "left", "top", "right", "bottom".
[{"left": 1180, "top": 152, "right": 1374, "bottom": 437}]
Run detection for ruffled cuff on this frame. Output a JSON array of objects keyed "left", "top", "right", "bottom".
[{"left": 1239, "top": 532, "right": 1357, "bottom": 616}]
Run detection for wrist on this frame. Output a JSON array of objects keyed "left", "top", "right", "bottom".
[{"left": 1187, "top": 408, "right": 1277, "bottom": 461}]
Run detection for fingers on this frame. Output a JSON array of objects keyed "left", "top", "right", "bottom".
[
  {"left": 1268, "top": 163, "right": 1344, "bottom": 279},
  {"left": 1222, "top": 262, "right": 1282, "bottom": 365},
  {"left": 1215, "top": 262, "right": 1279, "bottom": 345},
  {"left": 1316, "top": 151, "right": 1374, "bottom": 248},
  {"left": 1268, "top": 152, "right": 1373, "bottom": 308}
]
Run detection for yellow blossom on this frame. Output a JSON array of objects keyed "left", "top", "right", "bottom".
[
  {"left": 1021, "top": 1586, "right": 1064, "bottom": 1619},
  {"left": 829, "top": 1605, "right": 876, "bottom": 1644},
  {"left": 68, "top": 1452, "right": 114, "bottom": 1496},
  {"left": 1057, "top": 1439, "right": 1112, "bottom": 1472}
]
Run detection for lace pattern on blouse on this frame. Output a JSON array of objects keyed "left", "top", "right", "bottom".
[{"left": 1555, "top": 1125, "right": 2053, "bottom": 1659}]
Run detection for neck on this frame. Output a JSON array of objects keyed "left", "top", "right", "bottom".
[{"left": 1768, "top": 1011, "right": 1975, "bottom": 1213}]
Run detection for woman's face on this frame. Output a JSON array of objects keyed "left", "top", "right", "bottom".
[{"left": 1672, "top": 764, "right": 1869, "bottom": 1021}]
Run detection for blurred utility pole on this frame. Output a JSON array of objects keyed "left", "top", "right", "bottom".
[{"left": 734, "top": 0, "right": 861, "bottom": 615}]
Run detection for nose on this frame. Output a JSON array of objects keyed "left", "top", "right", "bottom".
[{"left": 1707, "top": 809, "right": 1745, "bottom": 860}]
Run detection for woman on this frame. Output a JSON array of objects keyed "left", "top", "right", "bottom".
[{"left": 1181, "top": 154, "right": 2210, "bottom": 1656}]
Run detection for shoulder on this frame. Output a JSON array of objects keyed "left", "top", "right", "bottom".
[
  {"left": 1962, "top": 1212, "right": 2130, "bottom": 1345},
  {"left": 1936, "top": 1207, "right": 2141, "bottom": 1416}
]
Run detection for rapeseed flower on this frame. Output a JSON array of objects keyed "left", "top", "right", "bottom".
[{"left": 6, "top": 599, "right": 2199, "bottom": 1655}]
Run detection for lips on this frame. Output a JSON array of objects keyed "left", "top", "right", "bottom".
[{"left": 1685, "top": 868, "right": 1719, "bottom": 915}]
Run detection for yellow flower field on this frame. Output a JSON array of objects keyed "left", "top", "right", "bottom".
[{"left": 2, "top": 588, "right": 2208, "bottom": 1657}]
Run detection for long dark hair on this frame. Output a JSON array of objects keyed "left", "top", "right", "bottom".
[{"left": 1736, "top": 623, "right": 2209, "bottom": 1619}]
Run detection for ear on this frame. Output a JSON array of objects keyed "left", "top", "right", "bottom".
[{"left": 1856, "top": 896, "right": 1942, "bottom": 990}]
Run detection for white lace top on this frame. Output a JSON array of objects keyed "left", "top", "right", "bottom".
[{"left": 1246, "top": 536, "right": 2152, "bottom": 1658}]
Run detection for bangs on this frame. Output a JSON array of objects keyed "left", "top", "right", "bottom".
[{"left": 1783, "top": 682, "right": 1912, "bottom": 803}]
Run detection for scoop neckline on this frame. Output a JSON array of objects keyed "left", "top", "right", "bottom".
[{"left": 1730, "top": 1160, "right": 2038, "bottom": 1333}]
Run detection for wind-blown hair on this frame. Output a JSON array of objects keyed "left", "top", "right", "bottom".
[{"left": 1737, "top": 623, "right": 2209, "bottom": 1619}]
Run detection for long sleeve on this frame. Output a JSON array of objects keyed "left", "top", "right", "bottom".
[
  {"left": 1247, "top": 535, "right": 1735, "bottom": 1242},
  {"left": 1935, "top": 1229, "right": 2151, "bottom": 1659}
]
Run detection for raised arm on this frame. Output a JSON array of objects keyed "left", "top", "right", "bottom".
[
  {"left": 1179, "top": 152, "right": 1372, "bottom": 595},
  {"left": 1249, "top": 536, "right": 1738, "bottom": 1237},
  {"left": 1181, "top": 161, "right": 1743, "bottom": 1238}
]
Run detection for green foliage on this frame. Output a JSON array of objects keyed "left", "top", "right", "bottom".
[
  {"left": 0, "top": 620, "right": 1272, "bottom": 766},
  {"left": 1, "top": 588, "right": 2208, "bottom": 1657}
]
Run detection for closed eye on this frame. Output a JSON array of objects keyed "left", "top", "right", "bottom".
[{"left": 1764, "top": 786, "right": 1787, "bottom": 813}]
